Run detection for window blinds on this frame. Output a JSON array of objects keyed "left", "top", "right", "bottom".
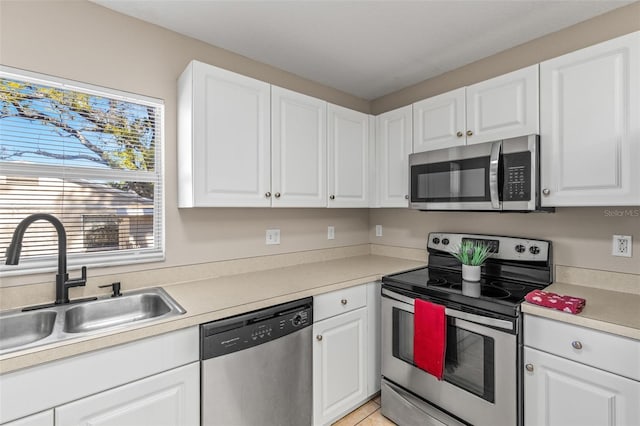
[{"left": 0, "top": 66, "right": 164, "bottom": 276}]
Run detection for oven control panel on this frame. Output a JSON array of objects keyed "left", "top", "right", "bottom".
[{"left": 428, "top": 233, "right": 550, "bottom": 262}]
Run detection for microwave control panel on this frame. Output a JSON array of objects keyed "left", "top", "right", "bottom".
[{"left": 502, "top": 152, "right": 531, "bottom": 201}]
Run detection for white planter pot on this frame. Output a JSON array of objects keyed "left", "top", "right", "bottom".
[{"left": 462, "top": 264, "right": 481, "bottom": 282}]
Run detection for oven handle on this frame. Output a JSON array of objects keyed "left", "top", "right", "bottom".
[
  {"left": 489, "top": 140, "right": 502, "bottom": 210},
  {"left": 382, "top": 288, "right": 514, "bottom": 331}
]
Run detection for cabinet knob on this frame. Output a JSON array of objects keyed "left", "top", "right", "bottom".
[
  {"left": 341, "top": 299, "right": 348, "bottom": 305},
  {"left": 542, "top": 188, "right": 550, "bottom": 196},
  {"left": 456, "top": 131, "right": 463, "bottom": 138},
  {"left": 466, "top": 130, "right": 473, "bottom": 137},
  {"left": 275, "top": 192, "right": 281, "bottom": 198},
  {"left": 405, "top": 195, "right": 409, "bottom": 200},
  {"left": 330, "top": 195, "right": 335, "bottom": 200},
  {"left": 316, "top": 335, "right": 323, "bottom": 341},
  {"left": 571, "top": 341, "right": 583, "bottom": 350},
  {"left": 525, "top": 363, "right": 534, "bottom": 372},
  {"left": 265, "top": 192, "right": 272, "bottom": 198}
]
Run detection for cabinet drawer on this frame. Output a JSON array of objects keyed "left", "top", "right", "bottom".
[
  {"left": 524, "top": 315, "right": 640, "bottom": 380},
  {"left": 314, "top": 285, "right": 367, "bottom": 322}
]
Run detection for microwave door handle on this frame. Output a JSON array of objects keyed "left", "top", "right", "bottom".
[{"left": 489, "top": 141, "right": 502, "bottom": 209}]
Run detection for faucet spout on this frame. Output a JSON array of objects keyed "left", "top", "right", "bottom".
[{"left": 5, "top": 213, "right": 87, "bottom": 304}]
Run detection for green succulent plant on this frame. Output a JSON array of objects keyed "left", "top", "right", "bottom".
[{"left": 451, "top": 241, "right": 493, "bottom": 266}]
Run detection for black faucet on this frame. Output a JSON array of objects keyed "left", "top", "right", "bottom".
[{"left": 5, "top": 213, "right": 89, "bottom": 305}]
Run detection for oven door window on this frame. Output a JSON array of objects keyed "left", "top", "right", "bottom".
[
  {"left": 411, "top": 156, "right": 491, "bottom": 203},
  {"left": 392, "top": 307, "right": 495, "bottom": 402}
]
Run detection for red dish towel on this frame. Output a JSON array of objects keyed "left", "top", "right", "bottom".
[
  {"left": 413, "top": 298, "right": 446, "bottom": 380},
  {"left": 525, "top": 289, "right": 586, "bottom": 314}
]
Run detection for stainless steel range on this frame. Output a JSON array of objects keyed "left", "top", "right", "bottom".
[{"left": 381, "top": 232, "right": 552, "bottom": 426}]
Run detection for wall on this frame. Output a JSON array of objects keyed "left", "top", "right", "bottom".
[
  {"left": 370, "top": 208, "right": 640, "bottom": 275},
  {"left": 369, "top": 2, "right": 640, "bottom": 276},
  {"left": 1, "top": 0, "right": 638, "bottom": 290},
  {"left": 0, "top": 0, "right": 370, "bottom": 287},
  {"left": 371, "top": 1, "right": 640, "bottom": 114}
]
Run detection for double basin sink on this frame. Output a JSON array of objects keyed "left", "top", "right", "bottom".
[{"left": 0, "top": 288, "right": 185, "bottom": 355}]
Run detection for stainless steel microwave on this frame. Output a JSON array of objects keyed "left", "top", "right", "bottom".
[{"left": 409, "top": 135, "right": 546, "bottom": 211}]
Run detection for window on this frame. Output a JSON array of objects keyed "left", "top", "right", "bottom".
[{"left": 0, "top": 66, "right": 164, "bottom": 276}]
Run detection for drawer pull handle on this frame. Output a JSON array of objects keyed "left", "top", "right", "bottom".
[
  {"left": 316, "top": 335, "right": 323, "bottom": 341},
  {"left": 341, "top": 299, "right": 348, "bottom": 305},
  {"left": 525, "top": 364, "right": 534, "bottom": 372},
  {"left": 571, "top": 341, "right": 583, "bottom": 350}
]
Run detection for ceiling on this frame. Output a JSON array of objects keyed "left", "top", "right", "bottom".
[{"left": 92, "top": 0, "right": 634, "bottom": 100}]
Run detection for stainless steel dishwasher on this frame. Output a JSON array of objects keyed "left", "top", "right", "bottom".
[{"left": 200, "top": 297, "right": 313, "bottom": 426}]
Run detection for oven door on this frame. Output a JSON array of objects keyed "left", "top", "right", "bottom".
[
  {"left": 409, "top": 141, "right": 502, "bottom": 210},
  {"left": 381, "top": 289, "right": 518, "bottom": 426}
]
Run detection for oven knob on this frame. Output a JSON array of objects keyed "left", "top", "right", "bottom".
[
  {"left": 432, "top": 237, "right": 440, "bottom": 245},
  {"left": 292, "top": 314, "right": 303, "bottom": 326},
  {"left": 515, "top": 244, "right": 526, "bottom": 253},
  {"left": 529, "top": 246, "right": 540, "bottom": 255},
  {"left": 441, "top": 238, "right": 449, "bottom": 246}
]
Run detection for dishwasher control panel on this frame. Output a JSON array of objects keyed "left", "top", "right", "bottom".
[{"left": 201, "top": 297, "right": 312, "bottom": 360}]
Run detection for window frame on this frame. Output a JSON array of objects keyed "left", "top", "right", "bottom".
[{"left": 0, "top": 66, "right": 165, "bottom": 278}]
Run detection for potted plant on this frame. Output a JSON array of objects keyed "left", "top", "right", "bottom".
[{"left": 452, "top": 240, "right": 493, "bottom": 282}]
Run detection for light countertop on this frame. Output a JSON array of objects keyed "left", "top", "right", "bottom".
[
  {"left": 522, "top": 282, "right": 640, "bottom": 340},
  {"left": 3, "top": 255, "right": 638, "bottom": 375},
  {"left": 0, "top": 254, "right": 424, "bottom": 374}
]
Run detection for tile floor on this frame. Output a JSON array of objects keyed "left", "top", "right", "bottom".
[{"left": 332, "top": 395, "right": 397, "bottom": 426}]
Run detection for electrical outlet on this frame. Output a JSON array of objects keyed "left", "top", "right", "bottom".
[
  {"left": 375, "top": 225, "right": 383, "bottom": 237},
  {"left": 327, "top": 226, "right": 335, "bottom": 240},
  {"left": 612, "top": 235, "right": 632, "bottom": 257},
  {"left": 266, "top": 229, "right": 280, "bottom": 245}
]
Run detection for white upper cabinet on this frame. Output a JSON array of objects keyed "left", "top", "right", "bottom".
[
  {"left": 540, "top": 31, "right": 640, "bottom": 206},
  {"left": 466, "top": 64, "right": 539, "bottom": 144},
  {"left": 328, "top": 104, "right": 370, "bottom": 208},
  {"left": 412, "top": 65, "right": 539, "bottom": 153},
  {"left": 413, "top": 87, "right": 465, "bottom": 152},
  {"left": 178, "top": 60, "right": 271, "bottom": 207},
  {"left": 271, "top": 86, "right": 327, "bottom": 207},
  {"left": 375, "top": 105, "right": 413, "bottom": 207}
]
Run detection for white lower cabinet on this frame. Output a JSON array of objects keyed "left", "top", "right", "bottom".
[
  {"left": 0, "top": 327, "right": 199, "bottom": 425},
  {"left": 2, "top": 411, "right": 53, "bottom": 426},
  {"left": 56, "top": 362, "right": 199, "bottom": 426},
  {"left": 312, "top": 282, "right": 380, "bottom": 426},
  {"left": 524, "top": 315, "right": 640, "bottom": 426},
  {"left": 313, "top": 307, "right": 367, "bottom": 426},
  {"left": 524, "top": 347, "right": 639, "bottom": 426}
]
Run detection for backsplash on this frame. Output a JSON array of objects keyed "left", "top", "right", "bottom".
[{"left": 368, "top": 207, "right": 640, "bottom": 276}]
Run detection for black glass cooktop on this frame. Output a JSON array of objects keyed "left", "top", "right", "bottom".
[{"left": 382, "top": 266, "right": 544, "bottom": 317}]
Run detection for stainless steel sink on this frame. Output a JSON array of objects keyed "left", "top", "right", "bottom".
[
  {"left": 64, "top": 292, "right": 178, "bottom": 333},
  {"left": 0, "top": 311, "right": 57, "bottom": 352},
  {"left": 0, "top": 288, "right": 185, "bottom": 355}
]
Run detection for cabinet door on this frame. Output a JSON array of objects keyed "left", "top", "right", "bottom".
[
  {"left": 540, "top": 32, "right": 640, "bottom": 206},
  {"left": 189, "top": 61, "right": 271, "bottom": 207},
  {"left": 2, "top": 411, "right": 53, "bottom": 426},
  {"left": 327, "top": 104, "right": 370, "bottom": 207},
  {"left": 524, "top": 347, "right": 640, "bottom": 426},
  {"left": 466, "top": 64, "right": 539, "bottom": 145},
  {"left": 272, "top": 86, "right": 327, "bottom": 207},
  {"left": 313, "top": 307, "right": 367, "bottom": 426},
  {"left": 376, "top": 105, "right": 412, "bottom": 207},
  {"left": 56, "top": 363, "right": 199, "bottom": 426},
  {"left": 413, "top": 88, "right": 465, "bottom": 152}
]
